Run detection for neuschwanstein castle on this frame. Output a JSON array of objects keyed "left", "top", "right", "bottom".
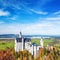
[{"left": 15, "top": 32, "right": 44, "bottom": 56}]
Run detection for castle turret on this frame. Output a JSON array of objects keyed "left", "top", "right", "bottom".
[
  {"left": 20, "top": 32, "right": 24, "bottom": 51},
  {"left": 19, "top": 32, "right": 22, "bottom": 38},
  {"left": 15, "top": 32, "right": 24, "bottom": 52},
  {"left": 40, "top": 37, "right": 44, "bottom": 48}
]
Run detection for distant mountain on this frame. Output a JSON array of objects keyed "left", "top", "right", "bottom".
[
  {"left": 23, "top": 35, "right": 60, "bottom": 39},
  {"left": 0, "top": 34, "right": 18, "bottom": 38},
  {"left": 0, "top": 34, "right": 60, "bottom": 39}
]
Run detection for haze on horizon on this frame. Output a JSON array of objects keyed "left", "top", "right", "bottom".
[{"left": 0, "top": 0, "right": 60, "bottom": 35}]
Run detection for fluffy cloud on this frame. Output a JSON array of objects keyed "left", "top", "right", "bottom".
[
  {"left": 44, "top": 17, "right": 60, "bottom": 21},
  {"left": 0, "top": 10, "right": 10, "bottom": 16},
  {"left": 0, "top": 21, "right": 60, "bottom": 35}
]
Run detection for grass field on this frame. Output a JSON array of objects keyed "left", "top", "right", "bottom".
[
  {"left": 31, "top": 38, "right": 60, "bottom": 51},
  {"left": 31, "top": 38, "right": 55, "bottom": 46},
  {"left": 0, "top": 41, "right": 15, "bottom": 50},
  {"left": 0, "top": 38, "right": 60, "bottom": 50}
]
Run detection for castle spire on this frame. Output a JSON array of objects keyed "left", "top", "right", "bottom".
[{"left": 19, "top": 31, "right": 22, "bottom": 38}]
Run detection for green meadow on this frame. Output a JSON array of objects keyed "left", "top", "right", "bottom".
[
  {"left": 0, "top": 38, "right": 60, "bottom": 50},
  {"left": 31, "top": 38, "right": 55, "bottom": 46},
  {"left": 0, "top": 41, "right": 15, "bottom": 50},
  {"left": 31, "top": 38, "right": 60, "bottom": 51}
]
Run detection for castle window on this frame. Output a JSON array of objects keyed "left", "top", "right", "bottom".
[{"left": 16, "top": 38, "right": 22, "bottom": 42}]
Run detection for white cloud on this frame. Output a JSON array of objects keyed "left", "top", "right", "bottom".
[
  {"left": 0, "top": 23, "right": 20, "bottom": 34},
  {"left": 45, "top": 17, "right": 60, "bottom": 21},
  {"left": 0, "top": 12, "right": 60, "bottom": 35},
  {"left": 0, "top": 21, "right": 60, "bottom": 35},
  {"left": 19, "top": 22, "right": 60, "bottom": 35},
  {"left": 0, "top": 10, "right": 10, "bottom": 16},
  {"left": 30, "top": 9, "right": 48, "bottom": 15}
]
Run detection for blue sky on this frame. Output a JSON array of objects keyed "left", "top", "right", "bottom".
[{"left": 0, "top": 0, "right": 60, "bottom": 35}]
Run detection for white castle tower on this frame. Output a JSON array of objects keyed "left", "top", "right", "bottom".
[
  {"left": 19, "top": 32, "right": 24, "bottom": 51},
  {"left": 15, "top": 32, "right": 24, "bottom": 52},
  {"left": 40, "top": 37, "right": 44, "bottom": 48}
]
